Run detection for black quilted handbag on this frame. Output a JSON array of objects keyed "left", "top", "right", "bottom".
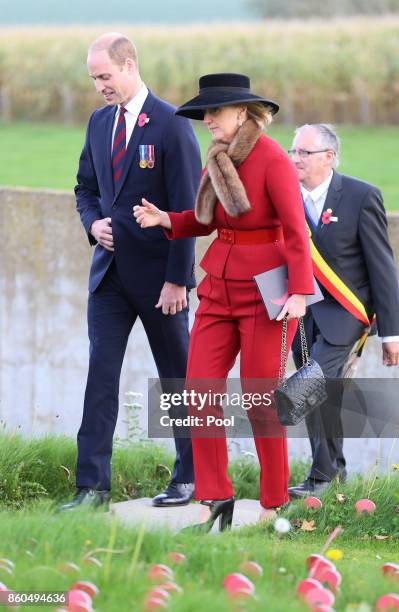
[{"left": 274, "top": 316, "right": 328, "bottom": 426}]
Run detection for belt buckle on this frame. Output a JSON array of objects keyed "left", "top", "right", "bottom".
[{"left": 220, "top": 228, "right": 234, "bottom": 244}]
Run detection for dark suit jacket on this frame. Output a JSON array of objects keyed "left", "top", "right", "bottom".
[
  {"left": 296, "top": 170, "right": 399, "bottom": 347},
  {"left": 75, "top": 90, "right": 202, "bottom": 295}
]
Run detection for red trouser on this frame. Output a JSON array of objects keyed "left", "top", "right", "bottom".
[{"left": 187, "top": 274, "right": 297, "bottom": 509}]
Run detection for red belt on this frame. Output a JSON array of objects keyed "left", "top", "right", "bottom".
[{"left": 217, "top": 227, "right": 283, "bottom": 245}]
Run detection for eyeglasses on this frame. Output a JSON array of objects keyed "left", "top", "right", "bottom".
[{"left": 287, "top": 148, "right": 333, "bottom": 158}]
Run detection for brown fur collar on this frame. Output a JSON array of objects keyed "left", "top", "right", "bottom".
[{"left": 195, "top": 119, "right": 262, "bottom": 225}]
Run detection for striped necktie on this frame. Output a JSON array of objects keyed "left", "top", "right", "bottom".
[{"left": 112, "top": 106, "right": 127, "bottom": 186}]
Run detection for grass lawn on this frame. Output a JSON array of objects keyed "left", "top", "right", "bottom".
[
  {"left": 0, "top": 434, "right": 398, "bottom": 610},
  {"left": 0, "top": 506, "right": 398, "bottom": 611},
  {"left": 1, "top": 122, "right": 398, "bottom": 211}
]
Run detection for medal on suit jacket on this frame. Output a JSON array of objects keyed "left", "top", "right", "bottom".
[
  {"left": 147, "top": 145, "right": 155, "bottom": 168},
  {"left": 139, "top": 144, "right": 148, "bottom": 168},
  {"left": 139, "top": 144, "right": 155, "bottom": 169}
]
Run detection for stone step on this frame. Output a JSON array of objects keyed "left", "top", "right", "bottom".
[{"left": 110, "top": 498, "right": 263, "bottom": 533}]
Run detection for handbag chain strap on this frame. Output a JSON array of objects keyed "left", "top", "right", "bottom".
[{"left": 278, "top": 315, "right": 310, "bottom": 388}]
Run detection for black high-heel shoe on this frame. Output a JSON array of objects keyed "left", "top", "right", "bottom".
[{"left": 182, "top": 497, "right": 235, "bottom": 534}]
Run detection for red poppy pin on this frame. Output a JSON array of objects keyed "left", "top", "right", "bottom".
[
  {"left": 138, "top": 113, "right": 150, "bottom": 127},
  {"left": 321, "top": 209, "right": 332, "bottom": 225},
  {"left": 321, "top": 208, "right": 338, "bottom": 226}
]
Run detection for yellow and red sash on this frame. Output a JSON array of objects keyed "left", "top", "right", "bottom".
[{"left": 306, "top": 223, "right": 370, "bottom": 327}]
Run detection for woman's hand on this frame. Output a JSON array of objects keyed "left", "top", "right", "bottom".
[
  {"left": 276, "top": 294, "right": 306, "bottom": 321},
  {"left": 133, "top": 198, "right": 171, "bottom": 229}
]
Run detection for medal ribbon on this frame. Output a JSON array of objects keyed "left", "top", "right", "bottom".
[
  {"left": 139, "top": 144, "right": 147, "bottom": 168},
  {"left": 147, "top": 145, "right": 155, "bottom": 168}
]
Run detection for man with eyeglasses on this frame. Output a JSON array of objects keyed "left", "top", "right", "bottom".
[{"left": 287, "top": 123, "right": 399, "bottom": 498}]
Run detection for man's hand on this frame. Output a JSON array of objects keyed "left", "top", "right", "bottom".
[
  {"left": 276, "top": 294, "right": 306, "bottom": 321},
  {"left": 90, "top": 218, "right": 114, "bottom": 252},
  {"left": 382, "top": 341, "right": 399, "bottom": 366},
  {"left": 156, "top": 282, "right": 187, "bottom": 315}
]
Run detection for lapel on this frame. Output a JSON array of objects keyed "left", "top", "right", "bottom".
[
  {"left": 113, "top": 91, "right": 157, "bottom": 202},
  {"left": 315, "top": 170, "right": 343, "bottom": 234},
  {"left": 104, "top": 106, "right": 118, "bottom": 195}
]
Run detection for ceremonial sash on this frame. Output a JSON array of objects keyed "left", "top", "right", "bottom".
[
  {"left": 306, "top": 220, "right": 370, "bottom": 327},
  {"left": 343, "top": 315, "right": 376, "bottom": 377},
  {"left": 352, "top": 320, "right": 374, "bottom": 356}
]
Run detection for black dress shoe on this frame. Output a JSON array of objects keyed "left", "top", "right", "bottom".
[
  {"left": 57, "top": 488, "right": 110, "bottom": 512},
  {"left": 152, "top": 482, "right": 194, "bottom": 507},
  {"left": 182, "top": 497, "right": 235, "bottom": 534},
  {"left": 288, "top": 478, "right": 330, "bottom": 499}
]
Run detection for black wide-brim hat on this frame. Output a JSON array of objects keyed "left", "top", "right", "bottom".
[{"left": 175, "top": 73, "right": 279, "bottom": 120}]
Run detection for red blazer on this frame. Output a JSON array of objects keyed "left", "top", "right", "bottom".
[{"left": 166, "top": 133, "right": 314, "bottom": 295}]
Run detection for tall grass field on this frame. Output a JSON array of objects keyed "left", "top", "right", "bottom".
[
  {"left": 0, "top": 18, "right": 399, "bottom": 124},
  {"left": 1, "top": 122, "right": 398, "bottom": 211}
]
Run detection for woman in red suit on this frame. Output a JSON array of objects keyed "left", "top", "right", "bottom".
[{"left": 134, "top": 73, "right": 314, "bottom": 531}]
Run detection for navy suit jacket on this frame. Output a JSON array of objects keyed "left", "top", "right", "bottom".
[
  {"left": 75, "top": 90, "right": 202, "bottom": 294},
  {"left": 294, "top": 170, "right": 399, "bottom": 349}
]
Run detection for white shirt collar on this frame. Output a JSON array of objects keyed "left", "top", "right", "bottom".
[
  {"left": 301, "top": 171, "right": 334, "bottom": 202},
  {"left": 119, "top": 83, "right": 148, "bottom": 116},
  {"left": 112, "top": 84, "right": 149, "bottom": 148}
]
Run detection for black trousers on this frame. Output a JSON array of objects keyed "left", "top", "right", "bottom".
[
  {"left": 76, "top": 261, "right": 193, "bottom": 490},
  {"left": 293, "top": 316, "right": 353, "bottom": 482}
]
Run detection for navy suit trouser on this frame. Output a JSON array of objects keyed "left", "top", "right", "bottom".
[
  {"left": 293, "top": 315, "right": 353, "bottom": 482},
  {"left": 76, "top": 260, "right": 194, "bottom": 490}
]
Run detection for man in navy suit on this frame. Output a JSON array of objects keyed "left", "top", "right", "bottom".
[
  {"left": 59, "top": 33, "right": 202, "bottom": 510},
  {"left": 288, "top": 124, "right": 399, "bottom": 498}
]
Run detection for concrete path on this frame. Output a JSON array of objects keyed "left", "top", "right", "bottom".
[{"left": 110, "top": 498, "right": 263, "bottom": 533}]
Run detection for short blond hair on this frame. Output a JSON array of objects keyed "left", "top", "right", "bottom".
[
  {"left": 245, "top": 102, "right": 274, "bottom": 129},
  {"left": 89, "top": 33, "right": 138, "bottom": 68}
]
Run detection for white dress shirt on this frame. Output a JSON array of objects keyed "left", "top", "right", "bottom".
[
  {"left": 301, "top": 173, "right": 398, "bottom": 343},
  {"left": 111, "top": 83, "right": 149, "bottom": 150},
  {"left": 301, "top": 171, "right": 333, "bottom": 222}
]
